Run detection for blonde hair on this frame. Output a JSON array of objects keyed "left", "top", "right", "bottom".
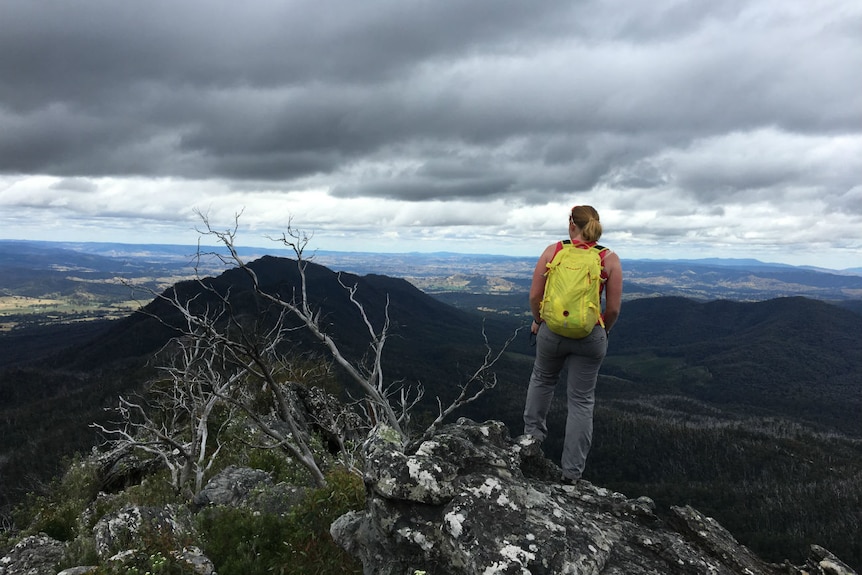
[{"left": 570, "top": 205, "right": 602, "bottom": 242}]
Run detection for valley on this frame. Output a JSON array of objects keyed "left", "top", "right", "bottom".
[
  {"left": 1, "top": 240, "right": 861, "bottom": 569},
  {"left": 2, "top": 239, "right": 862, "bottom": 330}
]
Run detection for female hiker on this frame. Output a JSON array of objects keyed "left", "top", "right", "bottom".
[{"left": 523, "top": 204, "right": 623, "bottom": 484}]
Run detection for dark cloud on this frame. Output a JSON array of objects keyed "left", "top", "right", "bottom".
[
  {"left": 2, "top": 0, "right": 856, "bottom": 190},
  {"left": 332, "top": 157, "right": 517, "bottom": 201},
  {"left": 0, "top": 0, "right": 859, "bottom": 266}
]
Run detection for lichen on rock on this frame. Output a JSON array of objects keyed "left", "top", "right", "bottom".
[{"left": 331, "top": 418, "right": 858, "bottom": 575}]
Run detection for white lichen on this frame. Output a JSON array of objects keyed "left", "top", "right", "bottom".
[
  {"left": 500, "top": 543, "right": 536, "bottom": 563},
  {"left": 495, "top": 492, "right": 519, "bottom": 511},
  {"left": 397, "top": 527, "right": 435, "bottom": 552},
  {"left": 480, "top": 541, "right": 535, "bottom": 575},
  {"left": 444, "top": 510, "right": 467, "bottom": 538},
  {"left": 407, "top": 459, "right": 440, "bottom": 494},
  {"left": 414, "top": 440, "right": 439, "bottom": 457},
  {"left": 471, "top": 477, "right": 501, "bottom": 498}
]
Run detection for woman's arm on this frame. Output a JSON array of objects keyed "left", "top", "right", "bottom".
[{"left": 602, "top": 251, "right": 623, "bottom": 333}]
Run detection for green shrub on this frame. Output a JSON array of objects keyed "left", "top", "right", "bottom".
[
  {"left": 246, "top": 446, "right": 314, "bottom": 485},
  {"left": 15, "top": 455, "right": 101, "bottom": 541},
  {"left": 197, "top": 466, "right": 364, "bottom": 575},
  {"left": 113, "top": 468, "right": 183, "bottom": 508}
]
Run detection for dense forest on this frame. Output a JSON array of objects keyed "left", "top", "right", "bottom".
[{"left": 0, "top": 255, "right": 860, "bottom": 570}]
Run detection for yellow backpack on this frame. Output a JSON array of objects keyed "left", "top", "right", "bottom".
[{"left": 539, "top": 241, "right": 607, "bottom": 339}]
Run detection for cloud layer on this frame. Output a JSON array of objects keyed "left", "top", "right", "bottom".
[{"left": 1, "top": 0, "right": 860, "bottom": 268}]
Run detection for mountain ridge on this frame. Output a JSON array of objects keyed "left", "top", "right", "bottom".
[{"left": 3, "top": 239, "right": 860, "bottom": 274}]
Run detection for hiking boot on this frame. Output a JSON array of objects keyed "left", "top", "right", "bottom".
[{"left": 560, "top": 476, "right": 583, "bottom": 487}]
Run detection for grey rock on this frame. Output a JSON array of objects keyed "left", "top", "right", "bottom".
[
  {"left": 0, "top": 534, "right": 64, "bottom": 575},
  {"left": 56, "top": 568, "right": 97, "bottom": 575},
  {"left": 332, "top": 418, "right": 857, "bottom": 575},
  {"left": 172, "top": 546, "right": 215, "bottom": 575},
  {"left": 244, "top": 481, "right": 309, "bottom": 515},
  {"left": 92, "top": 504, "right": 192, "bottom": 560},
  {"left": 192, "top": 465, "right": 272, "bottom": 508},
  {"left": 294, "top": 383, "right": 368, "bottom": 451},
  {"left": 93, "top": 445, "right": 162, "bottom": 493},
  {"left": 192, "top": 462, "right": 307, "bottom": 516}
]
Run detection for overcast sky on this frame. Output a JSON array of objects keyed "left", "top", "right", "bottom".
[{"left": 1, "top": 0, "right": 860, "bottom": 269}]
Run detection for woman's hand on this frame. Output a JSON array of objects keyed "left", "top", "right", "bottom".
[{"left": 531, "top": 318, "right": 542, "bottom": 334}]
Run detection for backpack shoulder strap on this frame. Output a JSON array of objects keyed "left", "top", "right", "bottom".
[
  {"left": 551, "top": 239, "right": 570, "bottom": 260},
  {"left": 593, "top": 244, "right": 609, "bottom": 261}
]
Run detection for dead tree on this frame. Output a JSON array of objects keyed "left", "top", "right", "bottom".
[
  {"left": 408, "top": 318, "right": 521, "bottom": 450},
  {"left": 197, "top": 212, "right": 522, "bottom": 447},
  {"left": 152, "top": 280, "right": 330, "bottom": 486},
  {"left": 96, "top": 211, "right": 521, "bottom": 492},
  {"left": 95, "top": 283, "right": 332, "bottom": 490},
  {"left": 92, "top": 331, "right": 239, "bottom": 494}
]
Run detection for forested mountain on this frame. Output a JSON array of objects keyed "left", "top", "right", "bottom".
[
  {"left": 0, "top": 255, "right": 860, "bottom": 569},
  {"left": 604, "top": 296, "right": 861, "bottom": 435},
  {"left": 0, "top": 256, "right": 504, "bottom": 513}
]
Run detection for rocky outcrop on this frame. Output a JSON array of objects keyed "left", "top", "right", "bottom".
[
  {"left": 2, "top": 415, "right": 856, "bottom": 575},
  {"left": 92, "top": 504, "right": 192, "bottom": 559},
  {"left": 191, "top": 465, "right": 273, "bottom": 508},
  {"left": 331, "top": 418, "right": 858, "bottom": 575},
  {"left": 0, "top": 534, "right": 65, "bottom": 575},
  {"left": 94, "top": 445, "right": 162, "bottom": 494},
  {"left": 190, "top": 464, "right": 311, "bottom": 517}
]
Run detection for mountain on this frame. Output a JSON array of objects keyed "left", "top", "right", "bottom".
[
  {"left": 1, "top": 253, "right": 861, "bottom": 569},
  {"left": 603, "top": 296, "right": 862, "bottom": 435},
  {"left": 57, "top": 255, "right": 497, "bottom": 380}
]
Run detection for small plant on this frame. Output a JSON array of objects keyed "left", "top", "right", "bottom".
[
  {"left": 196, "top": 466, "right": 364, "bottom": 575},
  {"left": 91, "top": 550, "right": 197, "bottom": 575}
]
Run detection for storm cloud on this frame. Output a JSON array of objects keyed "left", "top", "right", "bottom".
[{"left": 0, "top": 0, "right": 860, "bottom": 267}]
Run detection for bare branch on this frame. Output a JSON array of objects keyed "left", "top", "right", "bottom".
[
  {"left": 198, "top": 215, "right": 406, "bottom": 439},
  {"left": 99, "top": 210, "right": 523, "bottom": 495},
  {"left": 409, "top": 320, "right": 525, "bottom": 450}
]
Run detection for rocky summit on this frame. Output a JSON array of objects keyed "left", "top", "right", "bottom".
[
  {"left": 331, "top": 418, "right": 856, "bottom": 575},
  {"left": 0, "top": 416, "right": 857, "bottom": 575}
]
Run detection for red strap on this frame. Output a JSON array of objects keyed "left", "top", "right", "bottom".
[
  {"left": 552, "top": 240, "right": 607, "bottom": 260},
  {"left": 552, "top": 240, "right": 565, "bottom": 259}
]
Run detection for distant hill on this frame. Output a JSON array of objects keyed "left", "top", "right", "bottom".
[
  {"left": 58, "top": 255, "right": 495, "bottom": 378},
  {"left": 3, "top": 240, "right": 862, "bottom": 308},
  {"left": 605, "top": 296, "right": 862, "bottom": 436}
]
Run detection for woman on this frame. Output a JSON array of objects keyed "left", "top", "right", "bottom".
[{"left": 523, "top": 205, "right": 623, "bottom": 483}]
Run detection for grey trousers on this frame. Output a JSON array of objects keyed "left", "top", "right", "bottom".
[{"left": 523, "top": 323, "right": 607, "bottom": 480}]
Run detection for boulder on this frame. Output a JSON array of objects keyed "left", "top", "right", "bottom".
[
  {"left": 192, "top": 465, "right": 272, "bottom": 508},
  {"left": 294, "top": 383, "right": 367, "bottom": 452},
  {"left": 93, "top": 444, "right": 162, "bottom": 493},
  {"left": 331, "top": 418, "right": 857, "bottom": 575},
  {"left": 0, "top": 534, "right": 65, "bottom": 575},
  {"left": 193, "top": 464, "right": 309, "bottom": 515},
  {"left": 92, "top": 504, "right": 192, "bottom": 559}
]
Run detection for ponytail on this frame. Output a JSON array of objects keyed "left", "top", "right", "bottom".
[{"left": 570, "top": 205, "right": 603, "bottom": 242}]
